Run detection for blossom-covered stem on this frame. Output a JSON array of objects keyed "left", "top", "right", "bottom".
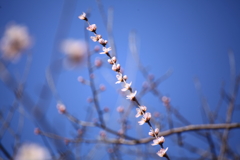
[{"left": 80, "top": 13, "right": 170, "bottom": 159}]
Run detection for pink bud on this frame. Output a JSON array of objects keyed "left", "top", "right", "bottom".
[
  {"left": 103, "top": 107, "right": 109, "bottom": 113},
  {"left": 99, "top": 84, "right": 106, "bottom": 91},
  {"left": 95, "top": 58, "right": 102, "bottom": 67},
  {"left": 94, "top": 45, "right": 100, "bottom": 52},
  {"left": 57, "top": 103, "right": 66, "bottom": 114}
]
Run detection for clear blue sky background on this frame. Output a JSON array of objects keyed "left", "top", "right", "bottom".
[{"left": 0, "top": 0, "right": 240, "bottom": 159}]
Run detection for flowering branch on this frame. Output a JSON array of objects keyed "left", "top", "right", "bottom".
[{"left": 79, "top": 12, "right": 170, "bottom": 159}]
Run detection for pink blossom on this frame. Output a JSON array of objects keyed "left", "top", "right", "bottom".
[
  {"left": 90, "top": 34, "right": 102, "bottom": 42},
  {"left": 78, "top": 12, "right": 87, "bottom": 21},
  {"left": 86, "top": 24, "right": 97, "bottom": 32},
  {"left": 149, "top": 128, "right": 159, "bottom": 137},
  {"left": 135, "top": 106, "right": 147, "bottom": 118},
  {"left": 157, "top": 147, "right": 168, "bottom": 157},
  {"left": 152, "top": 136, "right": 165, "bottom": 146},
  {"left": 138, "top": 112, "right": 151, "bottom": 125}
]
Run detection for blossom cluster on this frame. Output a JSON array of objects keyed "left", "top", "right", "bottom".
[{"left": 78, "top": 12, "right": 169, "bottom": 158}]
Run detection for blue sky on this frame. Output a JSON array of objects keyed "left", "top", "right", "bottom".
[{"left": 0, "top": 0, "right": 240, "bottom": 159}]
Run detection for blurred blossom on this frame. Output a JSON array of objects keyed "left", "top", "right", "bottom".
[
  {"left": 95, "top": 57, "right": 102, "bottom": 67},
  {"left": 117, "top": 106, "right": 124, "bottom": 113},
  {"left": 61, "top": 39, "right": 86, "bottom": 68},
  {"left": 162, "top": 96, "right": 171, "bottom": 106},
  {"left": 34, "top": 128, "right": 41, "bottom": 135},
  {"left": 64, "top": 139, "right": 70, "bottom": 145},
  {"left": 148, "top": 74, "right": 155, "bottom": 81},
  {"left": 77, "top": 76, "right": 84, "bottom": 83},
  {"left": 126, "top": 91, "right": 137, "bottom": 100},
  {"left": 99, "top": 131, "right": 106, "bottom": 138},
  {"left": 87, "top": 97, "right": 93, "bottom": 103},
  {"left": 99, "top": 84, "right": 106, "bottom": 91},
  {"left": 0, "top": 24, "right": 31, "bottom": 61},
  {"left": 15, "top": 143, "right": 50, "bottom": 160},
  {"left": 94, "top": 45, "right": 100, "bottom": 52},
  {"left": 103, "top": 107, "right": 109, "bottom": 112}
]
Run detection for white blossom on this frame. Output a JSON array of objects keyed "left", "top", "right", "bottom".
[
  {"left": 157, "top": 147, "right": 168, "bottom": 157},
  {"left": 122, "top": 82, "right": 132, "bottom": 91},
  {"left": 149, "top": 128, "right": 159, "bottom": 137},
  {"left": 138, "top": 112, "right": 151, "bottom": 125},
  {"left": 78, "top": 12, "right": 87, "bottom": 20},
  {"left": 152, "top": 136, "right": 165, "bottom": 146},
  {"left": 86, "top": 24, "right": 97, "bottom": 32},
  {"left": 126, "top": 91, "right": 137, "bottom": 101},
  {"left": 100, "top": 47, "right": 111, "bottom": 54},
  {"left": 135, "top": 106, "right": 147, "bottom": 118}
]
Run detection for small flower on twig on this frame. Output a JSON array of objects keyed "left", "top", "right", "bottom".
[
  {"left": 100, "top": 47, "right": 111, "bottom": 55},
  {"left": 149, "top": 128, "right": 159, "bottom": 137},
  {"left": 87, "top": 24, "right": 97, "bottom": 32},
  {"left": 78, "top": 12, "right": 88, "bottom": 21},
  {"left": 135, "top": 106, "right": 147, "bottom": 118},
  {"left": 98, "top": 38, "right": 108, "bottom": 46},
  {"left": 15, "top": 143, "right": 50, "bottom": 160},
  {"left": 121, "top": 82, "right": 132, "bottom": 91},
  {"left": 91, "top": 34, "right": 102, "bottom": 42},
  {"left": 57, "top": 103, "right": 66, "bottom": 114},
  {"left": 115, "top": 74, "right": 123, "bottom": 84},
  {"left": 138, "top": 112, "right": 151, "bottom": 125},
  {"left": 157, "top": 147, "right": 168, "bottom": 157},
  {"left": 152, "top": 136, "right": 165, "bottom": 146},
  {"left": 126, "top": 91, "right": 137, "bottom": 101},
  {"left": 112, "top": 64, "right": 120, "bottom": 72}
]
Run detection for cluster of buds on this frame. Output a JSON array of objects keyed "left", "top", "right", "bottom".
[{"left": 78, "top": 12, "right": 169, "bottom": 159}]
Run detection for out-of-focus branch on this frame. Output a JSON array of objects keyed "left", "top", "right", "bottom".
[{"left": 39, "top": 123, "right": 240, "bottom": 145}]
